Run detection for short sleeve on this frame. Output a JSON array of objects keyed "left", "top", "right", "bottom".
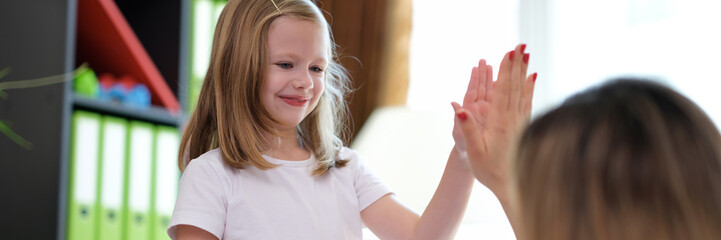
[
  {"left": 346, "top": 148, "right": 393, "bottom": 211},
  {"left": 167, "top": 157, "right": 228, "bottom": 240}
]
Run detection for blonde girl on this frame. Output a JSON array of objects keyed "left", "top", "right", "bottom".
[{"left": 170, "top": 0, "right": 479, "bottom": 239}]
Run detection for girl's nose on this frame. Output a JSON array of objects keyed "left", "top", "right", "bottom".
[{"left": 292, "top": 70, "right": 313, "bottom": 89}]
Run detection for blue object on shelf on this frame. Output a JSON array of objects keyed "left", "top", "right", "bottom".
[
  {"left": 109, "top": 83, "right": 128, "bottom": 102},
  {"left": 97, "top": 74, "right": 117, "bottom": 102},
  {"left": 124, "top": 84, "right": 151, "bottom": 109},
  {"left": 97, "top": 84, "right": 112, "bottom": 101}
]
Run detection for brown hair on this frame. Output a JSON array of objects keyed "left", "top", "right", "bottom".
[
  {"left": 514, "top": 79, "right": 721, "bottom": 240},
  {"left": 179, "top": 0, "right": 350, "bottom": 175}
]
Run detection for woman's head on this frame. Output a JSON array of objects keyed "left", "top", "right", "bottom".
[
  {"left": 514, "top": 79, "right": 721, "bottom": 240},
  {"left": 179, "top": 0, "right": 350, "bottom": 174}
]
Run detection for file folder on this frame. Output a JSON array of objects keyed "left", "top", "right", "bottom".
[
  {"left": 125, "top": 121, "right": 155, "bottom": 240},
  {"left": 97, "top": 116, "right": 128, "bottom": 240},
  {"left": 67, "top": 111, "right": 101, "bottom": 240},
  {"left": 151, "top": 126, "right": 180, "bottom": 240},
  {"left": 188, "top": 0, "right": 215, "bottom": 112}
]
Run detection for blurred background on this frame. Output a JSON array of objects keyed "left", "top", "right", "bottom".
[
  {"left": 1, "top": 0, "right": 719, "bottom": 239},
  {"left": 359, "top": 0, "right": 721, "bottom": 239}
]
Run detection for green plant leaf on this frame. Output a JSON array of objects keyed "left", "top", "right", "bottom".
[{"left": 0, "top": 120, "right": 33, "bottom": 150}]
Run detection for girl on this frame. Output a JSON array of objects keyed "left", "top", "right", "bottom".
[
  {"left": 170, "top": 0, "right": 483, "bottom": 239},
  {"left": 455, "top": 57, "right": 721, "bottom": 238}
]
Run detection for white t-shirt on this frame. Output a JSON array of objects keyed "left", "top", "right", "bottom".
[{"left": 167, "top": 147, "right": 391, "bottom": 240}]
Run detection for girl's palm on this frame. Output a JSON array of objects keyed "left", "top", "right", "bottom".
[
  {"left": 452, "top": 59, "right": 493, "bottom": 154},
  {"left": 453, "top": 44, "right": 536, "bottom": 194}
]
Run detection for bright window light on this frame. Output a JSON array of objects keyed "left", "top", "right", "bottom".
[
  {"left": 355, "top": 0, "right": 520, "bottom": 239},
  {"left": 537, "top": 0, "right": 721, "bottom": 126},
  {"left": 356, "top": 1, "right": 721, "bottom": 239}
]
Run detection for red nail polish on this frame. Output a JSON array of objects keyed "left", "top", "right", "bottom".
[
  {"left": 523, "top": 53, "right": 530, "bottom": 64},
  {"left": 457, "top": 112, "right": 468, "bottom": 121},
  {"left": 520, "top": 44, "right": 527, "bottom": 54},
  {"left": 509, "top": 51, "right": 515, "bottom": 61},
  {"left": 532, "top": 73, "right": 538, "bottom": 82}
]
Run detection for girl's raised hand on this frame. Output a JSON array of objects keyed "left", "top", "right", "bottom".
[
  {"left": 453, "top": 44, "right": 536, "bottom": 196},
  {"left": 452, "top": 59, "right": 493, "bottom": 154}
]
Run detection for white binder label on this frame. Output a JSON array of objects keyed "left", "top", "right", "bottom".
[
  {"left": 100, "top": 121, "right": 126, "bottom": 208},
  {"left": 74, "top": 116, "right": 100, "bottom": 203},
  {"left": 155, "top": 130, "right": 180, "bottom": 214},
  {"left": 129, "top": 126, "right": 153, "bottom": 211}
]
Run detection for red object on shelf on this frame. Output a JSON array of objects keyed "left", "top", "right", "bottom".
[
  {"left": 118, "top": 75, "right": 137, "bottom": 90},
  {"left": 76, "top": 0, "right": 180, "bottom": 112}
]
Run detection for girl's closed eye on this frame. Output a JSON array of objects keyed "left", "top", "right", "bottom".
[{"left": 276, "top": 62, "right": 293, "bottom": 69}]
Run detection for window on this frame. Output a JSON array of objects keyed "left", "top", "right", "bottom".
[{"left": 527, "top": 0, "right": 721, "bottom": 124}]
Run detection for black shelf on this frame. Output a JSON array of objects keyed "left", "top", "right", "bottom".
[{"left": 72, "top": 94, "right": 179, "bottom": 126}]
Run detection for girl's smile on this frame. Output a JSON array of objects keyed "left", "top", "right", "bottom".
[{"left": 279, "top": 95, "right": 310, "bottom": 106}]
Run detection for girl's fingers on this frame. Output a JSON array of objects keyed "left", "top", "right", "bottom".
[
  {"left": 451, "top": 101, "right": 462, "bottom": 112},
  {"left": 451, "top": 102, "right": 466, "bottom": 151},
  {"left": 464, "top": 67, "right": 480, "bottom": 106}
]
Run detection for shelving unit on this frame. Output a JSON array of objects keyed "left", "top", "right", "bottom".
[
  {"left": 73, "top": 95, "right": 179, "bottom": 127},
  {"left": 75, "top": 0, "right": 180, "bottom": 112},
  {"left": 0, "top": 0, "right": 191, "bottom": 239}
]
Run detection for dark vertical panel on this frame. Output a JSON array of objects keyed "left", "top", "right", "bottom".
[{"left": 0, "top": 0, "right": 71, "bottom": 239}]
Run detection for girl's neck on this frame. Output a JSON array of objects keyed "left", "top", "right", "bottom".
[{"left": 262, "top": 127, "right": 310, "bottom": 161}]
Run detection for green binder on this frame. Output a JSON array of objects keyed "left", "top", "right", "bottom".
[
  {"left": 124, "top": 121, "right": 156, "bottom": 240},
  {"left": 187, "top": 0, "right": 216, "bottom": 112},
  {"left": 67, "top": 111, "right": 101, "bottom": 240},
  {"left": 151, "top": 126, "right": 181, "bottom": 240},
  {"left": 97, "top": 116, "right": 128, "bottom": 240}
]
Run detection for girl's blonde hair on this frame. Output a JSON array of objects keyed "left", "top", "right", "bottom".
[
  {"left": 179, "top": 0, "right": 351, "bottom": 175},
  {"left": 514, "top": 79, "right": 721, "bottom": 240}
]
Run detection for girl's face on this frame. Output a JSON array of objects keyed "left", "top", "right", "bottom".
[{"left": 262, "top": 16, "right": 329, "bottom": 129}]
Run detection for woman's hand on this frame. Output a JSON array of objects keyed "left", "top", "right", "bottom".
[{"left": 453, "top": 44, "right": 536, "bottom": 196}]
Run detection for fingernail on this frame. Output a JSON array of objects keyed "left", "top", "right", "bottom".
[
  {"left": 532, "top": 73, "right": 538, "bottom": 82},
  {"left": 523, "top": 53, "right": 530, "bottom": 64},
  {"left": 457, "top": 112, "right": 468, "bottom": 121},
  {"left": 509, "top": 50, "right": 515, "bottom": 61},
  {"left": 520, "top": 44, "right": 527, "bottom": 54}
]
